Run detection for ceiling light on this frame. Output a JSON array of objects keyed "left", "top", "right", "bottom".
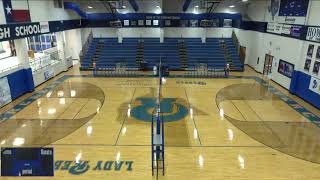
[
  {"left": 122, "top": 5, "right": 126, "bottom": 8},
  {"left": 229, "top": 5, "right": 235, "bottom": 8},
  {"left": 156, "top": 5, "right": 160, "bottom": 8},
  {"left": 88, "top": 6, "right": 93, "bottom": 9},
  {"left": 195, "top": 5, "right": 199, "bottom": 8},
  {"left": 242, "top": 0, "right": 248, "bottom": 2}
]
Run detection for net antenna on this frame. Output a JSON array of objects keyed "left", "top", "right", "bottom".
[
  {"left": 151, "top": 56, "right": 165, "bottom": 177},
  {"left": 157, "top": 57, "right": 162, "bottom": 113}
]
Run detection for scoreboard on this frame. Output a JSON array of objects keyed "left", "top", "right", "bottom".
[{"left": 1, "top": 148, "right": 54, "bottom": 176}]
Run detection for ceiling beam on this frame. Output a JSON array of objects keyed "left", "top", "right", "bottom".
[
  {"left": 182, "top": 0, "right": 192, "bottom": 12},
  {"left": 128, "top": 0, "right": 139, "bottom": 12},
  {"left": 64, "top": 2, "right": 87, "bottom": 18}
]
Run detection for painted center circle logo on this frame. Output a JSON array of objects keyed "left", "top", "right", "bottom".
[{"left": 131, "top": 97, "right": 189, "bottom": 122}]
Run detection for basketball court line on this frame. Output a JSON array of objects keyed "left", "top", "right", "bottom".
[
  {"left": 114, "top": 88, "right": 136, "bottom": 145},
  {"left": 56, "top": 98, "right": 90, "bottom": 120},
  {"left": 183, "top": 88, "right": 202, "bottom": 145},
  {"left": 51, "top": 143, "right": 267, "bottom": 148},
  {"left": 229, "top": 99, "right": 286, "bottom": 147},
  {"left": 241, "top": 99, "right": 286, "bottom": 146},
  {"left": 1, "top": 75, "right": 319, "bottom": 127}
]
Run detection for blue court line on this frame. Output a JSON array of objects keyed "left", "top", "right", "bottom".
[
  {"left": 0, "top": 74, "right": 319, "bottom": 127},
  {"left": 0, "top": 75, "right": 71, "bottom": 122}
]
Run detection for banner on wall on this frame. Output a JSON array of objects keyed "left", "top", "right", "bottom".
[
  {"left": 281, "top": 24, "right": 303, "bottom": 38},
  {"left": 0, "top": 77, "right": 12, "bottom": 108},
  {"left": 267, "top": 22, "right": 282, "bottom": 34},
  {"left": 267, "top": 22, "right": 303, "bottom": 38},
  {"left": 40, "top": 22, "right": 50, "bottom": 33},
  {"left": 266, "top": 0, "right": 309, "bottom": 25},
  {"left": 0, "top": 23, "right": 42, "bottom": 41},
  {"left": 309, "top": 76, "right": 320, "bottom": 95},
  {"left": 306, "top": 27, "right": 320, "bottom": 42}
]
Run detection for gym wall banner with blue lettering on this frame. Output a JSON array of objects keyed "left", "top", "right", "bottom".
[{"left": 0, "top": 22, "right": 43, "bottom": 41}]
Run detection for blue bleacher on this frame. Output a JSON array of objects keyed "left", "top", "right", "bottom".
[
  {"left": 143, "top": 38, "right": 181, "bottom": 70},
  {"left": 185, "top": 38, "right": 226, "bottom": 69},
  {"left": 80, "top": 37, "right": 243, "bottom": 71}
]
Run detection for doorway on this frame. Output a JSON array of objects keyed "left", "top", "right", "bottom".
[
  {"left": 263, "top": 54, "right": 273, "bottom": 75},
  {"left": 239, "top": 46, "right": 246, "bottom": 64}
]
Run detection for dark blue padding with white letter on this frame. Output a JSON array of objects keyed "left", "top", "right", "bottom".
[{"left": 289, "top": 70, "right": 320, "bottom": 109}]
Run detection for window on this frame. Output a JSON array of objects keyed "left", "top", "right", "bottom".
[
  {"left": 27, "top": 33, "right": 57, "bottom": 53},
  {"left": 0, "top": 41, "right": 15, "bottom": 59}
]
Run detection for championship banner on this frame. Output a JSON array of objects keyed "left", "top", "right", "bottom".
[
  {"left": 266, "top": 0, "right": 309, "bottom": 25},
  {"left": 309, "top": 76, "right": 320, "bottom": 95},
  {"left": 0, "top": 77, "right": 12, "bottom": 108}
]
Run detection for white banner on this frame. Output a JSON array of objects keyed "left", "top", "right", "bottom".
[
  {"left": 40, "top": 21, "right": 50, "bottom": 33},
  {"left": 278, "top": 16, "right": 306, "bottom": 25},
  {"left": 0, "top": 77, "right": 12, "bottom": 108},
  {"left": 306, "top": 27, "right": 320, "bottom": 42},
  {"left": 281, "top": 24, "right": 292, "bottom": 35},
  {"left": 267, "top": 22, "right": 282, "bottom": 34},
  {"left": 309, "top": 76, "right": 320, "bottom": 95}
]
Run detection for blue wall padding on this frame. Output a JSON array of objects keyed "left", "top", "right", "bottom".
[
  {"left": 289, "top": 71, "right": 320, "bottom": 109},
  {"left": 7, "top": 68, "right": 35, "bottom": 100},
  {"left": 24, "top": 68, "right": 35, "bottom": 92}
]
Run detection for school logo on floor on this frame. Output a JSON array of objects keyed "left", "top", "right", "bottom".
[
  {"left": 131, "top": 97, "right": 189, "bottom": 122},
  {"left": 55, "top": 160, "right": 134, "bottom": 175}
]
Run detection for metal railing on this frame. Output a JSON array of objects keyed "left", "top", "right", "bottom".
[
  {"left": 232, "top": 30, "right": 240, "bottom": 54},
  {"left": 30, "top": 50, "right": 61, "bottom": 72},
  {"left": 79, "top": 31, "right": 93, "bottom": 63},
  {"left": 0, "top": 64, "right": 22, "bottom": 74}
]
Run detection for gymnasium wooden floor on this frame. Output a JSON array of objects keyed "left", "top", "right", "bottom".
[{"left": 1, "top": 65, "right": 320, "bottom": 179}]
